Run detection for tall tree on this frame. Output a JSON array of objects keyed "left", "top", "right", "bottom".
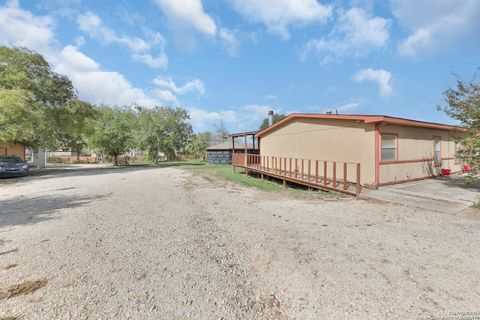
[
  {"left": 90, "top": 106, "right": 137, "bottom": 165},
  {"left": 0, "top": 46, "right": 77, "bottom": 148},
  {"left": 439, "top": 77, "right": 480, "bottom": 166},
  {"left": 137, "top": 106, "right": 193, "bottom": 162},
  {"left": 186, "top": 132, "right": 212, "bottom": 160},
  {"left": 259, "top": 114, "right": 286, "bottom": 130},
  {"left": 56, "top": 100, "right": 98, "bottom": 159}
]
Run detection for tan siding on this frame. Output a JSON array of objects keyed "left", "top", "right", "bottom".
[
  {"left": 379, "top": 125, "right": 463, "bottom": 184},
  {"left": 0, "top": 142, "right": 26, "bottom": 161},
  {"left": 260, "top": 118, "right": 375, "bottom": 185}
]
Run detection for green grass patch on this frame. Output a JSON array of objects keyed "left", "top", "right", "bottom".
[
  {"left": 199, "top": 164, "right": 286, "bottom": 192},
  {"left": 188, "top": 163, "right": 341, "bottom": 198},
  {"left": 134, "top": 160, "right": 341, "bottom": 198}
]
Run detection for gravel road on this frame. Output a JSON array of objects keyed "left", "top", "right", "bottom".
[{"left": 1, "top": 165, "right": 479, "bottom": 319}]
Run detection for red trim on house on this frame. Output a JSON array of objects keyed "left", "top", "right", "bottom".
[
  {"left": 379, "top": 132, "right": 399, "bottom": 162},
  {"left": 379, "top": 157, "right": 455, "bottom": 165},
  {"left": 374, "top": 123, "right": 380, "bottom": 186},
  {"left": 379, "top": 170, "right": 462, "bottom": 186},
  {"left": 380, "top": 158, "right": 433, "bottom": 165},
  {"left": 256, "top": 113, "right": 467, "bottom": 137}
]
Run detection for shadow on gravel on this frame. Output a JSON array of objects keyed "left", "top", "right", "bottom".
[
  {"left": 0, "top": 193, "right": 110, "bottom": 229},
  {"left": 0, "top": 162, "right": 204, "bottom": 187}
]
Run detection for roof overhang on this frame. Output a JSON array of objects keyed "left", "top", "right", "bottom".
[{"left": 256, "top": 113, "right": 467, "bottom": 138}]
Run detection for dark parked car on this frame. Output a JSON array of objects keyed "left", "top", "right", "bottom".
[{"left": 0, "top": 155, "right": 30, "bottom": 178}]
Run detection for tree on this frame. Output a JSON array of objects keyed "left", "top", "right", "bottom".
[
  {"left": 90, "top": 106, "right": 137, "bottom": 165},
  {"left": 212, "top": 120, "right": 229, "bottom": 144},
  {"left": 0, "top": 46, "right": 77, "bottom": 149},
  {"left": 55, "top": 100, "right": 98, "bottom": 159},
  {"left": 438, "top": 77, "right": 480, "bottom": 166},
  {"left": 259, "top": 114, "right": 286, "bottom": 130},
  {"left": 186, "top": 132, "right": 212, "bottom": 160},
  {"left": 137, "top": 106, "right": 193, "bottom": 163}
]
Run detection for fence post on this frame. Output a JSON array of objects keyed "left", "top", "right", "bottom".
[
  {"left": 315, "top": 160, "right": 319, "bottom": 183},
  {"left": 356, "top": 163, "right": 361, "bottom": 199}
]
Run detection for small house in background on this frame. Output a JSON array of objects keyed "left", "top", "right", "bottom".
[
  {"left": 0, "top": 141, "right": 26, "bottom": 160},
  {"left": 207, "top": 131, "right": 259, "bottom": 164},
  {"left": 256, "top": 114, "right": 466, "bottom": 187}
]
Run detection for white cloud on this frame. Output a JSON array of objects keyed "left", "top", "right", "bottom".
[
  {"left": 76, "top": 11, "right": 167, "bottom": 68},
  {"left": 264, "top": 94, "right": 277, "bottom": 100},
  {"left": 132, "top": 53, "right": 168, "bottom": 69},
  {"left": 0, "top": 1, "right": 180, "bottom": 107},
  {"left": 153, "top": 89, "right": 179, "bottom": 105},
  {"left": 219, "top": 28, "right": 240, "bottom": 56},
  {"left": 151, "top": 77, "right": 206, "bottom": 107},
  {"left": 228, "top": 0, "right": 332, "bottom": 39},
  {"left": 153, "top": 77, "right": 205, "bottom": 95},
  {"left": 55, "top": 45, "right": 159, "bottom": 106},
  {"left": 153, "top": 0, "right": 216, "bottom": 36},
  {"left": 188, "top": 107, "right": 237, "bottom": 129},
  {"left": 392, "top": 0, "right": 480, "bottom": 57},
  {"left": 0, "top": 0, "right": 56, "bottom": 59},
  {"left": 302, "top": 8, "right": 389, "bottom": 62},
  {"left": 187, "top": 104, "right": 280, "bottom": 131},
  {"left": 353, "top": 68, "right": 392, "bottom": 96}
]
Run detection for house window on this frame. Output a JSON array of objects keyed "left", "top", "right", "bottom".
[
  {"left": 433, "top": 136, "right": 441, "bottom": 166},
  {"left": 381, "top": 134, "right": 397, "bottom": 161}
]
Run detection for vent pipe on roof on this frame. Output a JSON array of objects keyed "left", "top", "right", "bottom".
[{"left": 268, "top": 110, "right": 274, "bottom": 126}]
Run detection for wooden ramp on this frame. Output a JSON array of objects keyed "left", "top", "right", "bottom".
[{"left": 232, "top": 153, "right": 362, "bottom": 197}]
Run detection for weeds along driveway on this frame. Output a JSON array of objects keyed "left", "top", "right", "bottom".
[{"left": 1, "top": 165, "right": 479, "bottom": 319}]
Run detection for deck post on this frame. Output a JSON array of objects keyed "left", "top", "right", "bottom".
[
  {"left": 343, "top": 163, "right": 348, "bottom": 191},
  {"left": 295, "top": 159, "right": 298, "bottom": 179},
  {"left": 289, "top": 158, "right": 292, "bottom": 177},
  {"left": 356, "top": 163, "right": 361, "bottom": 199},
  {"left": 232, "top": 136, "right": 236, "bottom": 173},
  {"left": 244, "top": 134, "right": 247, "bottom": 168},
  {"left": 333, "top": 162, "right": 337, "bottom": 188},
  {"left": 301, "top": 159, "right": 304, "bottom": 180},
  {"left": 308, "top": 160, "right": 311, "bottom": 181},
  {"left": 284, "top": 158, "right": 287, "bottom": 176},
  {"left": 323, "top": 161, "right": 327, "bottom": 186},
  {"left": 261, "top": 173, "right": 264, "bottom": 181},
  {"left": 315, "top": 160, "right": 319, "bottom": 183},
  {"left": 283, "top": 179, "right": 286, "bottom": 188}
]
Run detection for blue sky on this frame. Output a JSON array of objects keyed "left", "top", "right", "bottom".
[{"left": 1, "top": 0, "right": 479, "bottom": 132}]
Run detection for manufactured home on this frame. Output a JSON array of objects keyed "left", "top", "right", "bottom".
[{"left": 232, "top": 114, "right": 466, "bottom": 196}]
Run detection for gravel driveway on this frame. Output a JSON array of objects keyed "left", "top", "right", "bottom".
[{"left": 1, "top": 165, "right": 479, "bottom": 319}]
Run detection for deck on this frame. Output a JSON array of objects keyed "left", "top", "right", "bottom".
[{"left": 232, "top": 153, "right": 362, "bottom": 197}]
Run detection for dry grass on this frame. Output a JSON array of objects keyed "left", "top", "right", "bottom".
[{"left": 0, "top": 279, "right": 47, "bottom": 300}]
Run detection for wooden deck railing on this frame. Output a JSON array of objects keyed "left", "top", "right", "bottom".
[{"left": 232, "top": 153, "right": 361, "bottom": 197}]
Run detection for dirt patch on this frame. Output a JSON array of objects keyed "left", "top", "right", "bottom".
[
  {"left": 0, "top": 280, "right": 47, "bottom": 300},
  {"left": 0, "top": 316, "right": 20, "bottom": 320},
  {"left": 0, "top": 264, "right": 17, "bottom": 270}
]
